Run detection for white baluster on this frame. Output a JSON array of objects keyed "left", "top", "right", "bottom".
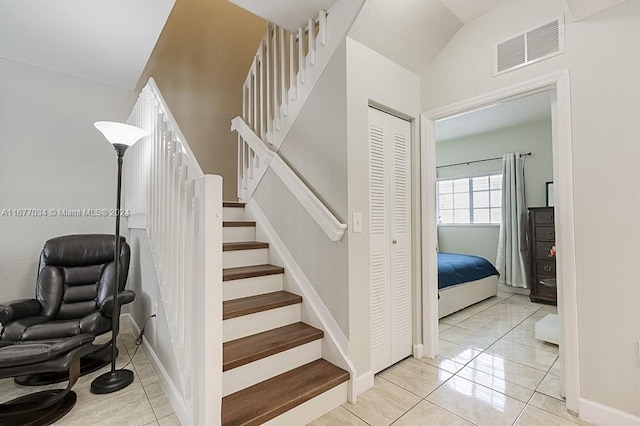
[
  {"left": 258, "top": 41, "right": 266, "bottom": 140},
  {"left": 289, "top": 33, "right": 297, "bottom": 101},
  {"left": 308, "top": 19, "right": 316, "bottom": 66},
  {"left": 237, "top": 134, "right": 243, "bottom": 201},
  {"left": 272, "top": 25, "right": 281, "bottom": 131},
  {"left": 280, "top": 27, "right": 288, "bottom": 117},
  {"left": 265, "top": 26, "right": 272, "bottom": 140},
  {"left": 319, "top": 10, "right": 327, "bottom": 47},
  {"left": 298, "top": 27, "right": 306, "bottom": 84},
  {"left": 252, "top": 65, "right": 258, "bottom": 134}
]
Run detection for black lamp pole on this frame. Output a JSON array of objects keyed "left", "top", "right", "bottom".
[{"left": 91, "top": 143, "right": 134, "bottom": 394}]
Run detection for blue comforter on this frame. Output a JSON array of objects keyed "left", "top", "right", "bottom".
[{"left": 438, "top": 252, "right": 499, "bottom": 289}]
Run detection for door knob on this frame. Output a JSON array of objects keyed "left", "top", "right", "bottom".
[{"left": 392, "top": 240, "right": 397, "bottom": 244}]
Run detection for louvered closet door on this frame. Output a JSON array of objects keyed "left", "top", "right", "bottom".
[{"left": 369, "top": 107, "right": 412, "bottom": 374}]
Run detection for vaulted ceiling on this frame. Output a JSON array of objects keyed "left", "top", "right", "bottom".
[
  {"left": 348, "top": 0, "right": 631, "bottom": 75},
  {"left": 0, "top": 0, "right": 631, "bottom": 90}
]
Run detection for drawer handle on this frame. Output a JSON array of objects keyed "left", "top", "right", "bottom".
[
  {"left": 543, "top": 265, "right": 552, "bottom": 272},
  {"left": 547, "top": 231, "right": 554, "bottom": 237}
]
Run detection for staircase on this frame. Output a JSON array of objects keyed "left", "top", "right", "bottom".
[{"left": 221, "top": 201, "right": 350, "bottom": 425}]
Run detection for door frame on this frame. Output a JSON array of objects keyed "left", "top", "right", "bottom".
[{"left": 420, "top": 70, "right": 580, "bottom": 413}]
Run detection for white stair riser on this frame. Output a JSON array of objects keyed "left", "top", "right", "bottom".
[
  {"left": 223, "top": 304, "right": 300, "bottom": 342},
  {"left": 223, "top": 207, "right": 245, "bottom": 221},
  {"left": 263, "top": 382, "right": 348, "bottom": 426},
  {"left": 223, "top": 248, "right": 269, "bottom": 269},
  {"left": 223, "top": 340, "right": 322, "bottom": 396},
  {"left": 223, "top": 226, "right": 255, "bottom": 243},
  {"left": 223, "top": 274, "right": 283, "bottom": 301}
]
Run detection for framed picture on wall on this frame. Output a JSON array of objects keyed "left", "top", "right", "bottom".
[{"left": 546, "top": 181, "right": 555, "bottom": 207}]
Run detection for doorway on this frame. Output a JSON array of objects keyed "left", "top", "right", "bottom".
[{"left": 420, "top": 71, "right": 579, "bottom": 413}]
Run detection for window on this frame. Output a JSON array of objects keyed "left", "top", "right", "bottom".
[{"left": 438, "top": 174, "right": 502, "bottom": 224}]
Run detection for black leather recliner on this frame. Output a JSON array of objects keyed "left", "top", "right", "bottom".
[{"left": 0, "top": 234, "right": 135, "bottom": 384}]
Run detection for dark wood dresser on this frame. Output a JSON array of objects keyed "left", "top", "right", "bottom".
[{"left": 528, "top": 207, "right": 557, "bottom": 305}]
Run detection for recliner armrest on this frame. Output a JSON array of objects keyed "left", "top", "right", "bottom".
[
  {"left": 99, "top": 290, "right": 135, "bottom": 317},
  {"left": 0, "top": 299, "right": 41, "bottom": 326}
]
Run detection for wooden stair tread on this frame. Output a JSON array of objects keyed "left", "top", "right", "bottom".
[
  {"left": 221, "top": 359, "right": 349, "bottom": 426},
  {"left": 223, "top": 264, "right": 284, "bottom": 282},
  {"left": 223, "top": 201, "right": 246, "bottom": 208},
  {"left": 223, "top": 291, "right": 301, "bottom": 320},
  {"left": 223, "top": 322, "right": 323, "bottom": 371},
  {"left": 223, "top": 221, "right": 255, "bottom": 227},
  {"left": 223, "top": 241, "right": 269, "bottom": 251}
]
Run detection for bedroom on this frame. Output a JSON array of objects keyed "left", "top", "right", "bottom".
[{"left": 430, "top": 91, "right": 563, "bottom": 401}]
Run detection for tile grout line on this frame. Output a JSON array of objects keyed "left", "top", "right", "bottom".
[
  {"left": 428, "top": 294, "right": 562, "bottom": 425},
  {"left": 342, "top": 294, "right": 562, "bottom": 426}
]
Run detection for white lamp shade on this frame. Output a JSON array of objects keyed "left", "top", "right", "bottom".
[{"left": 94, "top": 121, "right": 148, "bottom": 146}]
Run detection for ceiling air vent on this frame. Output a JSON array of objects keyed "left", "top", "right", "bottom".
[{"left": 494, "top": 16, "right": 565, "bottom": 75}]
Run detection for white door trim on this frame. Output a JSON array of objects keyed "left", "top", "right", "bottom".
[{"left": 420, "top": 69, "right": 580, "bottom": 413}]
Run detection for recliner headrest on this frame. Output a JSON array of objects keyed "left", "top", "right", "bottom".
[{"left": 40, "top": 234, "right": 128, "bottom": 268}]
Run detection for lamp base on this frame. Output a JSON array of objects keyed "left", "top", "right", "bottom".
[{"left": 90, "top": 369, "right": 134, "bottom": 394}]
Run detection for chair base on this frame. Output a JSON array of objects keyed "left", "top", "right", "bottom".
[
  {"left": 0, "top": 390, "right": 77, "bottom": 426},
  {"left": 14, "top": 344, "right": 116, "bottom": 386}
]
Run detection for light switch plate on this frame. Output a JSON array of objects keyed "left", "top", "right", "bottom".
[{"left": 353, "top": 212, "right": 363, "bottom": 233}]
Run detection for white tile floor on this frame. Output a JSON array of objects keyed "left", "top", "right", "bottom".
[
  {"left": 1, "top": 294, "right": 589, "bottom": 426},
  {"left": 0, "top": 325, "right": 179, "bottom": 426},
  {"left": 311, "top": 292, "right": 591, "bottom": 426}
]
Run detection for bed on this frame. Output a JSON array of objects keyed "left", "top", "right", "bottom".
[{"left": 438, "top": 252, "right": 499, "bottom": 319}]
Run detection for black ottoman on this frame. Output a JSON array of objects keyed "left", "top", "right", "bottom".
[{"left": 0, "top": 334, "right": 95, "bottom": 425}]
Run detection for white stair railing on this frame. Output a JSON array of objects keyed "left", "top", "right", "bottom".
[
  {"left": 241, "top": 0, "right": 364, "bottom": 151},
  {"left": 125, "top": 78, "right": 223, "bottom": 426},
  {"left": 232, "top": 116, "right": 346, "bottom": 242},
  {"left": 242, "top": 13, "right": 325, "bottom": 148}
]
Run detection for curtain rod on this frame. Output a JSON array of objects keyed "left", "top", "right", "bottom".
[{"left": 437, "top": 152, "right": 532, "bottom": 169}]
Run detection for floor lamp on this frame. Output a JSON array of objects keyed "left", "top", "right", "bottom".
[{"left": 91, "top": 121, "right": 147, "bottom": 394}]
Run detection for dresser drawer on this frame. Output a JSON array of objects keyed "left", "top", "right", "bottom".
[
  {"left": 535, "top": 241, "right": 555, "bottom": 260},
  {"left": 535, "top": 275, "right": 558, "bottom": 299},
  {"left": 535, "top": 226, "right": 555, "bottom": 241},
  {"left": 534, "top": 210, "right": 554, "bottom": 224},
  {"left": 536, "top": 260, "right": 556, "bottom": 276}
]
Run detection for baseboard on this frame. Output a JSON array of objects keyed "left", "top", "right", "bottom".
[
  {"left": 498, "top": 283, "right": 530, "bottom": 295},
  {"left": 580, "top": 398, "right": 640, "bottom": 426},
  {"left": 122, "top": 313, "right": 189, "bottom": 425},
  {"left": 353, "top": 371, "right": 374, "bottom": 398},
  {"left": 413, "top": 344, "right": 424, "bottom": 359}
]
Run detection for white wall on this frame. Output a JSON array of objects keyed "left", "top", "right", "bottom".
[
  {"left": 437, "top": 120, "right": 553, "bottom": 263},
  {"left": 346, "top": 38, "right": 421, "bottom": 382},
  {"left": 421, "top": 0, "right": 640, "bottom": 417},
  {"left": 253, "top": 170, "right": 350, "bottom": 334},
  {"left": 0, "top": 58, "right": 135, "bottom": 301},
  {"left": 251, "top": 42, "right": 350, "bottom": 335},
  {"left": 279, "top": 40, "right": 348, "bottom": 219}
]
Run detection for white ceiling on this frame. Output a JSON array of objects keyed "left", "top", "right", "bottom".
[
  {"left": 227, "top": 0, "right": 338, "bottom": 32},
  {"left": 348, "top": 0, "right": 462, "bottom": 74},
  {"left": 565, "top": 0, "right": 631, "bottom": 21},
  {"left": 440, "top": 0, "right": 509, "bottom": 23},
  {"left": 0, "top": 0, "right": 175, "bottom": 90},
  {"left": 436, "top": 91, "right": 552, "bottom": 142}
]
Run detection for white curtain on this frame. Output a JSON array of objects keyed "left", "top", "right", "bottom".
[{"left": 496, "top": 153, "right": 529, "bottom": 288}]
